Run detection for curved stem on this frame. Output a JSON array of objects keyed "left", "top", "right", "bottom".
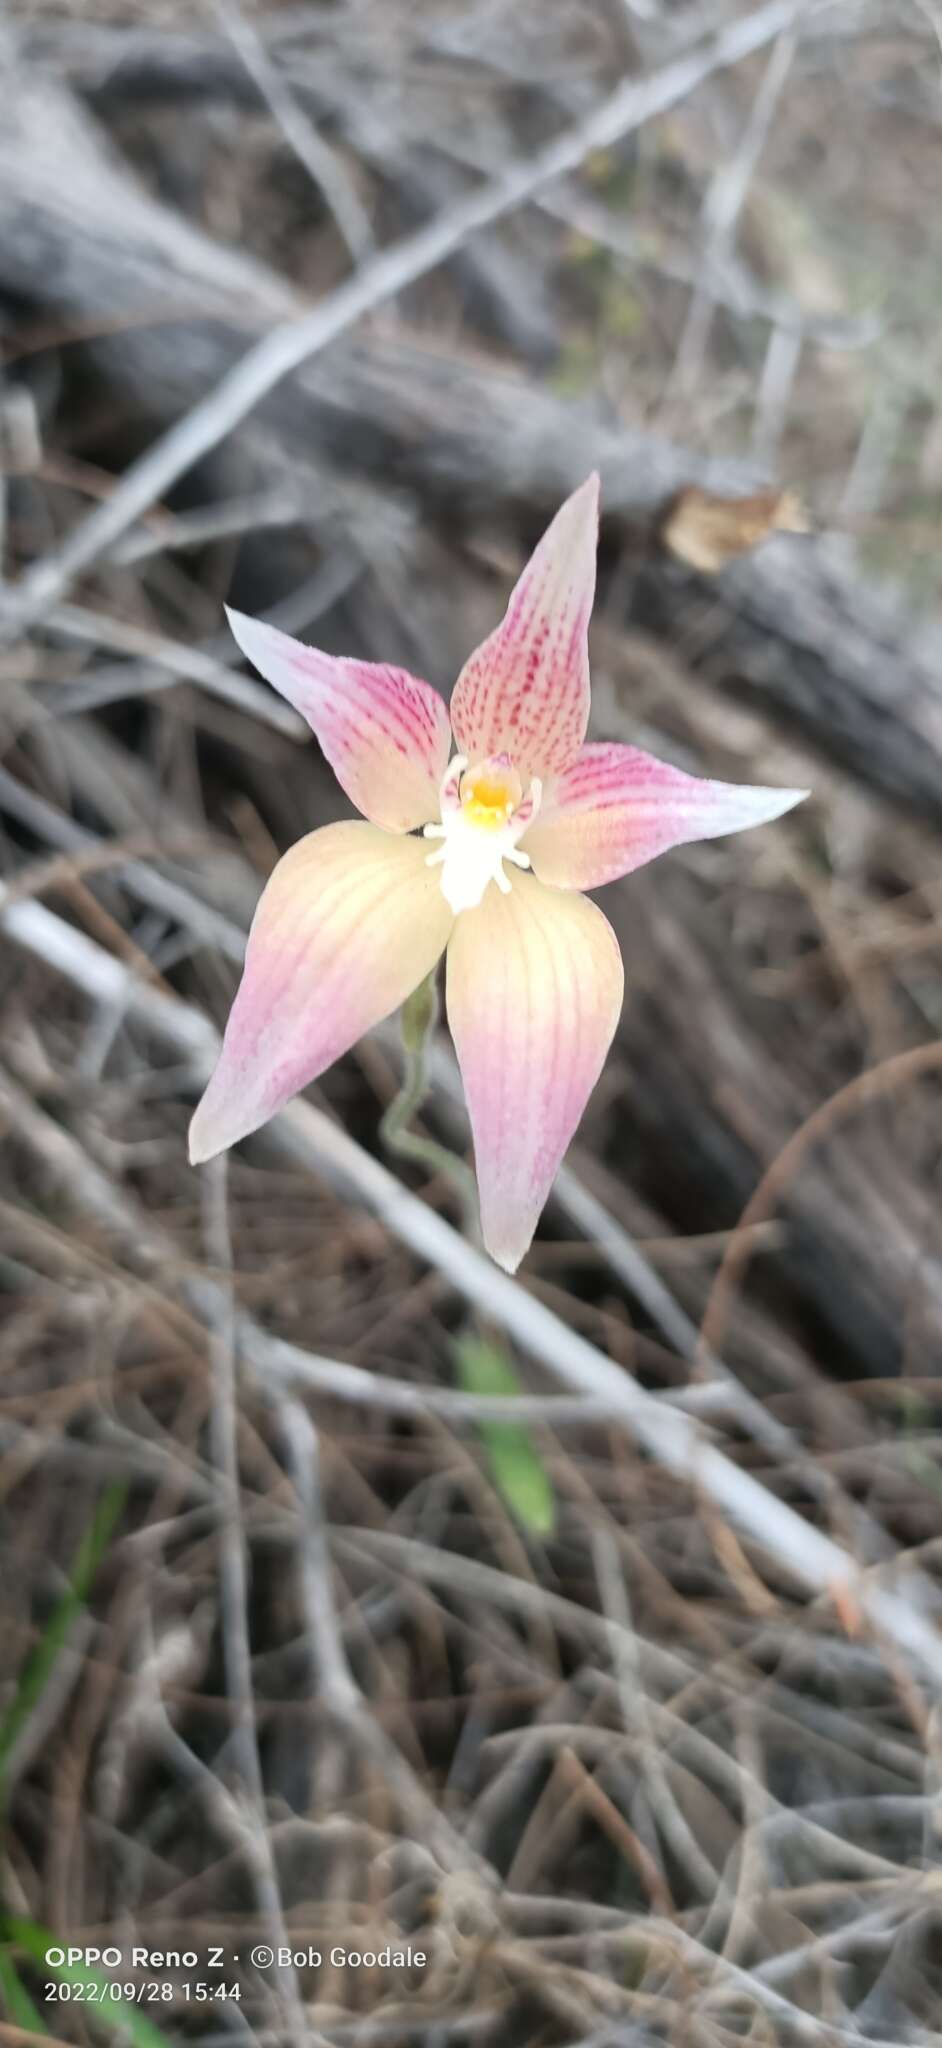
[{"left": 380, "top": 971, "right": 478, "bottom": 1228}]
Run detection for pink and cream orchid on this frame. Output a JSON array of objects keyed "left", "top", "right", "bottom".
[{"left": 189, "top": 475, "right": 807, "bottom": 1271}]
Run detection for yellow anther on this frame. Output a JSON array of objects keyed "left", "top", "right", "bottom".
[{"left": 459, "top": 758, "right": 523, "bottom": 830}]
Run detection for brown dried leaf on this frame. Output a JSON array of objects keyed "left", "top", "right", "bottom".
[{"left": 661, "top": 484, "right": 810, "bottom": 573}]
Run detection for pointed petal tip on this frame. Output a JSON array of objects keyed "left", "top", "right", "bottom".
[
  {"left": 189, "top": 1078, "right": 269, "bottom": 1165},
  {"left": 224, "top": 604, "right": 269, "bottom": 664},
  {"left": 189, "top": 1082, "right": 277, "bottom": 1165},
  {"left": 224, "top": 604, "right": 278, "bottom": 677},
  {"left": 187, "top": 1111, "right": 222, "bottom": 1168},
  {"left": 484, "top": 1235, "right": 525, "bottom": 1276},
  {"left": 756, "top": 785, "right": 811, "bottom": 821},
  {"left": 567, "top": 469, "right": 600, "bottom": 528}
]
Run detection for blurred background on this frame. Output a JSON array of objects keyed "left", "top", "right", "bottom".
[{"left": 2, "top": 0, "right": 942, "bottom": 2041}]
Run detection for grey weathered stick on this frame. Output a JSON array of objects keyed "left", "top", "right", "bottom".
[
  {"left": 668, "top": 27, "right": 797, "bottom": 400},
  {"left": 0, "top": 0, "right": 817, "bottom": 637},
  {"left": 4, "top": 886, "right": 942, "bottom": 1689},
  {"left": 216, "top": 0, "right": 374, "bottom": 263},
  {"left": 40, "top": 603, "right": 307, "bottom": 737},
  {"left": 277, "top": 1396, "right": 479, "bottom": 1875},
  {"left": 200, "top": 1157, "right": 309, "bottom": 2041}
]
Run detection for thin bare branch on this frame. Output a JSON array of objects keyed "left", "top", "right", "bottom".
[
  {"left": 216, "top": 0, "right": 374, "bottom": 264},
  {"left": 38, "top": 603, "right": 307, "bottom": 737},
  {"left": 200, "top": 1157, "right": 308, "bottom": 2043}
]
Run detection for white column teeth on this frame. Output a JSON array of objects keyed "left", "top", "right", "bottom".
[{"left": 426, "top": 753, "right": 537, "bottom": 911}]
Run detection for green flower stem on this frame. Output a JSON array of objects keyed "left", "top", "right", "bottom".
[{"left": 380, "top": 971, "right": 478, "bottom": 1226}]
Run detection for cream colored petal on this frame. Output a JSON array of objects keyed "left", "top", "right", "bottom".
[
  {"left": 190, "top": 823, "right": 453, "bottom": 1162},
  {"left": 446, "top": 869, "right": 623, "bottom": 1271}
]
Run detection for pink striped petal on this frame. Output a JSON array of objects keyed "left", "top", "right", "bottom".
[
  {"left": 226, "top": 608, "right": 451, "bottom": 832},
  {"left": 446, "top": 871, "right": 623, "bottom": 1272},
  {"left": 189, "top": 823, "right": 453, "bottom": 1163},
  {"left": 449, "top": 475, "right": 599, "bottom": 780},
  {"left": 523, "top": 743, "right": 809, "bottom": 891}
]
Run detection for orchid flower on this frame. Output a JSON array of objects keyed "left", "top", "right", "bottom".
[{"left": 189, "top": 475, "right": 807, "bottom": 1271}]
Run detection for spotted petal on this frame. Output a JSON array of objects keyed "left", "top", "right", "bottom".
[
  {"left": 523, "top": 743, "right": 809, "bottom": 891},
  {"left": 449, "top": 474, "right": 599, "bottom": 781},
  {"left": 226, "top": 609, "right": 451, "bottom": 832},
  {"left": 189, "top": 822, "right": 453, "bottom": 1163},
  {"left": 446, "top": 869, "right": 623, "bottom": 1272}
]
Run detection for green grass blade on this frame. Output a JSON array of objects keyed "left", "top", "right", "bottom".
[
  {"left": 453, "top": 1332, "right": 556, "bottom": 1537},
  {"left": 0, "top": 1480, "right": 127, "bottom": 1780},
  {"left": 3, "top": 1921, "right": 173, "bottom": 2048},
  {"left": 0, "top": 1948, "right": 47, "bottom": 2033}
]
